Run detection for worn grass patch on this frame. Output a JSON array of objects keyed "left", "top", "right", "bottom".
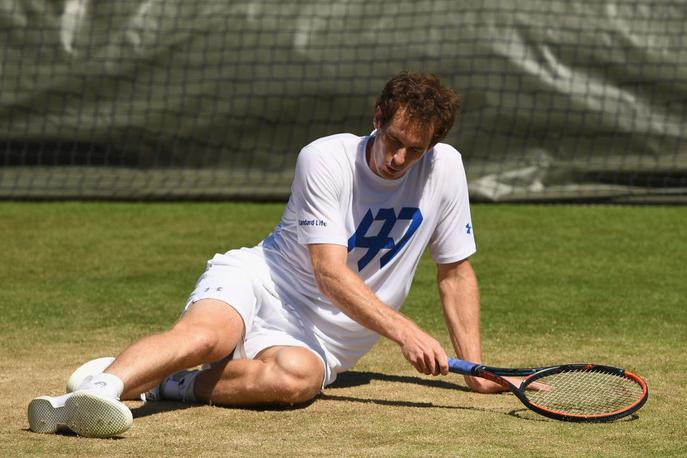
[{"left": 1, "top": 202, "right": 685, "bottom": 456}]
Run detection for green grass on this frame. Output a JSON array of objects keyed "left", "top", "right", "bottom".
[{"left": 1, "top": 202, "right": 685, "bottom": 456}]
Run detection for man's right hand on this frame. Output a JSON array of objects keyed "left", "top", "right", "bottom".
[{"left": 398, "top": 322, "right": 449, "bottom": 376}]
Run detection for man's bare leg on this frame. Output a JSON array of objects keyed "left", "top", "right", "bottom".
[
  {"left": 193, "top": 346, "right": 325, "bottom": 406},
  {"left": 106, "top": 298, "right": 244, "bottom": 398},
  {"left": 61, "top": 305, "right": 324, "bottom": 405},
  {"left": 28, "top": 298, "right": 243, "bottom": 437}
]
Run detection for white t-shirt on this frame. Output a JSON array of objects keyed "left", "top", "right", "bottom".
[{"left": 260, "top": 132, "right": 475, "bottom": 379}]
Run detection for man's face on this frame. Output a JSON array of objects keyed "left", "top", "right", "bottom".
[{"left": 367, "top": 108, "right": 435, "bottom": 180}]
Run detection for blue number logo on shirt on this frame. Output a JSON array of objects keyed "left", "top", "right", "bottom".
[{"left": 347, "top": 207, "right": 423, "bottom": 271}]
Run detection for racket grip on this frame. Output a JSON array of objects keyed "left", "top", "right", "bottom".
[{"left": 448, "top": 357, "right": 478, "bottom": 375}]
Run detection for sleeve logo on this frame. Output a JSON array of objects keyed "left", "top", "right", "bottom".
[
  {"left": 347, "top": 207, "right": 423, "bottom": 271},
  {"left": 299, "top": 219, "right": 327, "bottom": 227}
]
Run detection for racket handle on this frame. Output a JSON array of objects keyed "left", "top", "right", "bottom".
[{"left": 448, "top": 357, "right": 479, "bottom": 375}]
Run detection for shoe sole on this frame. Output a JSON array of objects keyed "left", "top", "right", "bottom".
[
  {"left": 28, "top": 397, "right": 66, "bottom": 434},
  {"left": 64, "top": 392, "right": 133, "bottom": 438},
  {"left": 29, "top": 392, "right": 133, "bottom": 438}
]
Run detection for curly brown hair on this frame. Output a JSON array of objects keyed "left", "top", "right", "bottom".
[{"left": 375, "top": 71, "right": 460, "bottom": 145}]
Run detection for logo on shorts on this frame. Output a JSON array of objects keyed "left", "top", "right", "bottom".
[{"left": 347, "top": 207, "right": 423, "bottom": 271}]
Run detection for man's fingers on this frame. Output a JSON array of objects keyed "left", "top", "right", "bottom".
[
  {"left": 501, "top": 377, "right": 552, "bottom": 392},
  {"left": 409, "top": 353, "right": 435, "bottom": 375},
  {"left": 400, "top": 330, "right": 448, "bottom": 376},
  {"left": 438, "top": 355, "right": 449, "bottom": 376},
  {"left": 405, "top": 351, "right": 425, "bottom": 374},
  {"left": 434, "top": 347, "right": 449, "bottom": 376},
  {"left": 415, "top": 362, "right": 425, "bottom": 375},
  {"left": 424, "top": 354, "right": 435, "bottom": 375},
  {"left": 526, "top": 381, "right": 552, "bottom": 392},
  {"left": 420, "top": 351, "right": 449, "bottom": 376}
]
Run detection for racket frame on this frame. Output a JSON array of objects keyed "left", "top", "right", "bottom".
[{"left": 448, "top": 358, "right": 649, "bottom": 422}]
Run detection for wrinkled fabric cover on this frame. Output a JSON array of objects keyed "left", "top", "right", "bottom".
[{"left": 1, "top": 1, "right": 685, "bottom": 201}]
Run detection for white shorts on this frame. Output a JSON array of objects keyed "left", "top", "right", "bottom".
[{"left": 184, "top": 247, "right": 331, "bottom": 387}]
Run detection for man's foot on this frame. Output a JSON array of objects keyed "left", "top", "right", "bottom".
[
  {"left": 27, "top": 394, "right": 69, "bottom": 434},
  {"left": 66, "top": 357, "right": 157, "bottom": 401},
  {"left": 28, "top": 391, "right": 133, "bottom": 438},
  {"left": 66, "top": 357, "right": 115, "bottom": 393},
  {"left": 64, "top": 391, "right": 133, "bottom": 438},
  {"left": 66, "top": 357, "right": 207, "bottom": 403},
  {"left": 159, "top": 369, "right": 200, "bottom": 403}
]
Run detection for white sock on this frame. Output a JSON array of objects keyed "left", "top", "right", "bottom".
[
  {"left": 160, "top": 370, "right": 200, "bottom": 403},
  {"left": 77, "top": 372, "right": 124, "bottom": 400}
]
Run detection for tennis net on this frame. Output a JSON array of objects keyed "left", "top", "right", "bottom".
[{"left": 1, "top": 0, "right": 685, "bottom": 202}]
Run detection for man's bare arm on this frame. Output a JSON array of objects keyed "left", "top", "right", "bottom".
[
  {"left": 437, "top": 259, "right": 506, "bottom": 393},
  {"left": 308, "top": 243, "right": 448, "bottom": 376}
]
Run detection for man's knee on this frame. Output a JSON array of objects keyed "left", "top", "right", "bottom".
[
  {"left": 168, "top": 324, "right": 222, "bottom": 360},
  {"left": 169, "top": 299, "right": 244, "bottom": 362},
  {"left": 276, "top": 373, "right": 321, "bottom": 405},
  {"left": 268, "top": 348, "right": 324, "bottom": 405}
]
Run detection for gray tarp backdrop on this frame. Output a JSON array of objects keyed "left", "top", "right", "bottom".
[{"left": 1, "top": 1, "right": 685, "bottom": 201}]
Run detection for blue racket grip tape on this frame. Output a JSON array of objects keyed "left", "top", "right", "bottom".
[{"left": 448, "top": 357, "right": 478, "bottom": 375}]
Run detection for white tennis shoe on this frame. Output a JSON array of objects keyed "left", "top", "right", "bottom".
[
  {"left": 27, "top": 394, "right": 69, "bottom": 434},
  {"left": 65, "top": 356, "right": 209, "bottom": 402},
  {"left": 66, "top": 357, "right": 115, "bottom": 393},
  {"left": 28, "top": 390, "right": 133, "bottom": 438},
  {"left": 66, "top": 356, "right": 160, "bottom": 401}
]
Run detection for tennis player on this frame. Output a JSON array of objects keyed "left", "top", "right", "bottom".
[{"left": 28, "top": 72, "right": 503, "bottom": 438}]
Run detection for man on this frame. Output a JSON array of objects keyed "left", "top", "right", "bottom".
[{"left": 28, "top": 72, "right": 502, "bottom": 438}]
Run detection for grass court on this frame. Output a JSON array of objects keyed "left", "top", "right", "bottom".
[{"left": 1, "top": 202, "right": 685, "bottom": 456}]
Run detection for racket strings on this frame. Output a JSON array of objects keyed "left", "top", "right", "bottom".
[{"left": 525, "top": 369, "right": 644, "bottom": 416}]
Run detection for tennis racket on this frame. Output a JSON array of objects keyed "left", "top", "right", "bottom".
[{"left": 448, "top": 357, "right": 648, "bottom": 422}]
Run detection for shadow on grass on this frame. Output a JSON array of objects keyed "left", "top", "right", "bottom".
[
  {"left": 132, "top": 400, "right": 195, "bottom": 419},
  {"left": 131, "top": 396, "right": 317, "bottom": 419},
  {"left": 318, "top": 393, "right": 478, "bottom": 411},
  {"left": 328, "top": 370, "right": 471, "bottom": 392},
  {"left": 321, "top": 370, "right": 511, "bottom": 417},
  {"left": 507, "top": 408, "right": 641, "bottom": 423},
  {"left": 22, "top": 426, "right": 128, "bottom": 440},
  {"left": 317, "top": 392, "right": 535, "bottom": 421},
  {"left": 319, "top": 392, "right": 641, "bottom": 422}
]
